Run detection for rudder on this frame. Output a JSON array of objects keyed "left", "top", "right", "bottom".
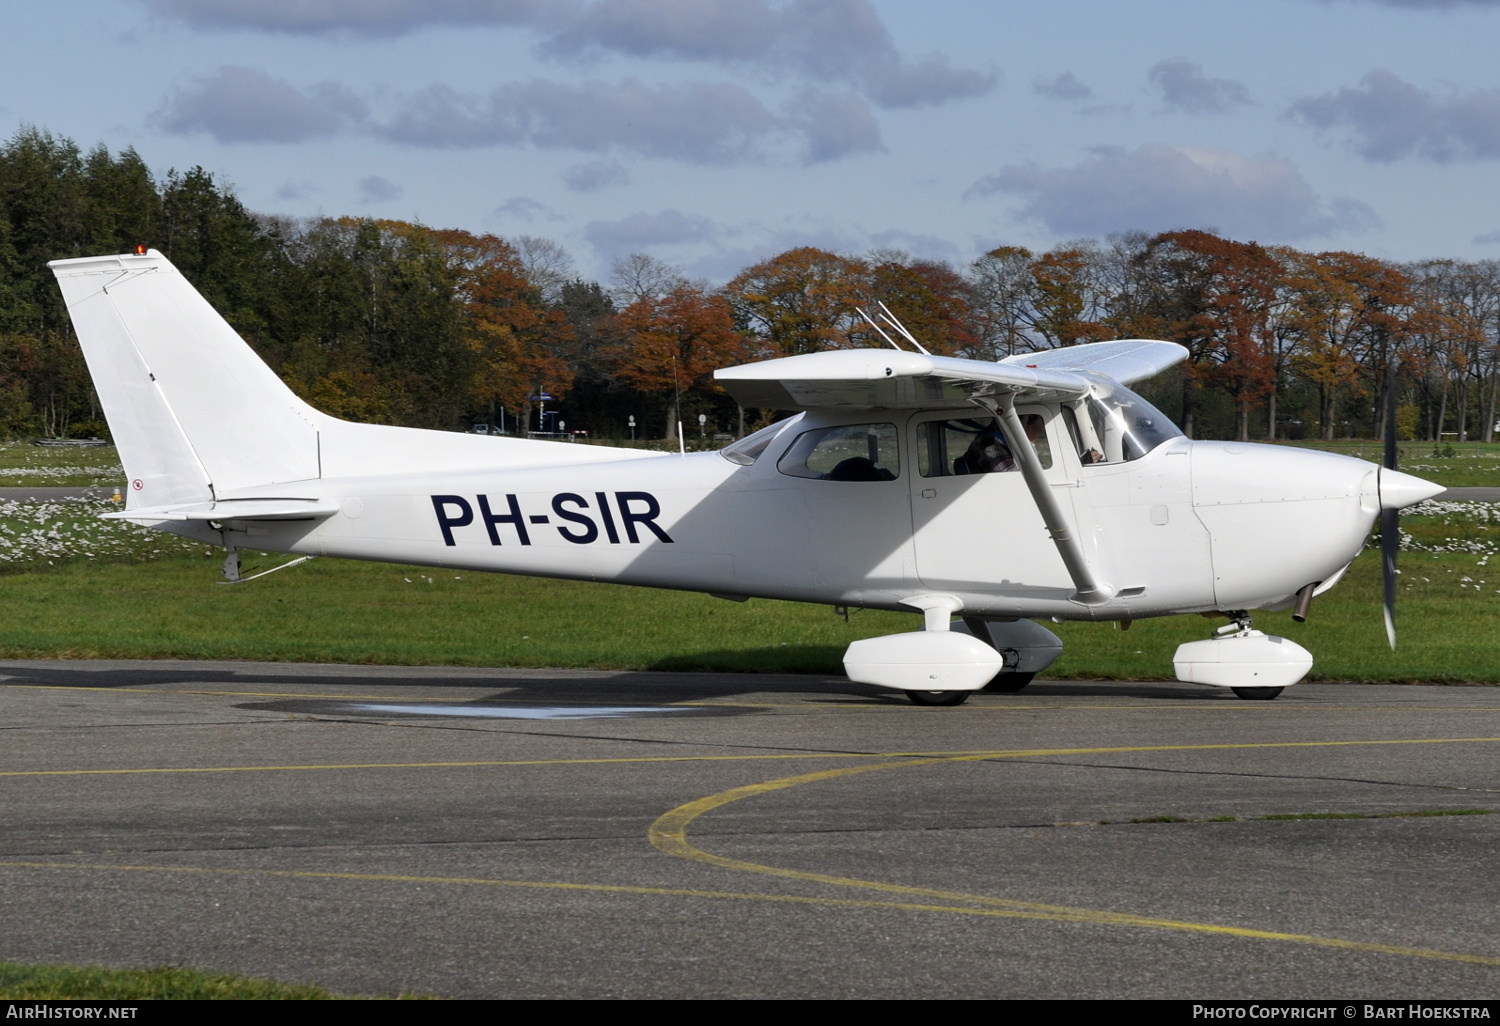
[{"left": 50, "top": 250, "right": 321, "bottom": 506}]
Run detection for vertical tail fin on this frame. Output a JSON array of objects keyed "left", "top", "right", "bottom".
[{"left": 49, "top": 250, "right": 320, "bottom": 507}]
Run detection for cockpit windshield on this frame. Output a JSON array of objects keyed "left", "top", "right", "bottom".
[
  {"left": 1062, "top": 373, "right": 1183, "bottom": 465},
  {"left": 719, "top": 417, "right": 797, "bottom": 466}
]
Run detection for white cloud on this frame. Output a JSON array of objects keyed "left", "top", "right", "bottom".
[
  {"left": 274, "top": 179, "right": 320, "bottom": 200},
  {"left": 1290, "top": 69, "right": 1500, "bottom": 161},
  {"left": 584, "top": 208, "right": 722, "bottom": 255},
  {"left": 148, "top": 0, "right": 994, "bottom": 110},
  {"left": 152, "top": 65, "right": 366, "bottom": 142},
  {"left": 1148, "top": 59, "right": 1251, "bottom": 114},
  {"left": 544, "top": 0, "right": 994, "bottom": 108},
  {"left": 376, "top": 76, "right": 876, "bottom": 164},
  {"left": 493, "top": 197, "right": 561, "bottom": 221},
  {"left": 561, "top": 159, "right": 630, "bottom": 191},
  {"left": 784, "top": 89, "right": 882, "bottom": 163},
  {"left": 1033, "top": 72, "right": 1092, "bottom": 102},
  {"left": 358, "top": 175, "right": 403, "bottom": 202},
  {"left": 968, "top": 144, "right": 1377, "bottom": 241},
  {"left": 151, "top": 63, "right": 880, "bottom": 166},
  {"left": 378, "top": 77, "right": 781, "bottom": 163},
  {"left": 144, "top": 0, "right": 561, "bottom": 36}
]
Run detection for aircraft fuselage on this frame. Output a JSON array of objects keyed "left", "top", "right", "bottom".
[{"left": 190, "top": 405, "right": 1380, "bottom": 625}]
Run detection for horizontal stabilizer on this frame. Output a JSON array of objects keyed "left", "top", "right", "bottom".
[
  {"left": 101, "top": 498, "right": 338, "bottom": 522},
  {"left": 998, "top": 339, "right": 1188, "bottom": 386}
]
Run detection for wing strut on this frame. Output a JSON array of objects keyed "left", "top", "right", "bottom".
[{"left": 979, "top": 394, "right": 1114, "bottom": 606}]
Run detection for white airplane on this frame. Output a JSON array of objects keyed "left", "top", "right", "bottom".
[{"left": 49, "top": 250, "right": 1443, "bottom": 705}]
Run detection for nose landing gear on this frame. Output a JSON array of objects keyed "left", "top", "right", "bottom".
[
  {"left": 1173, "top": 611, "right": 1312, "bottom": 700},
  {"left": 906, "top": 690, "right": 973, "bottom": 706}
]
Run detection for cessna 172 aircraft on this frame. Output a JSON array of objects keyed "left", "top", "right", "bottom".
[{"left": 49, "top": 250, "right": 1443, "bottom": 705}]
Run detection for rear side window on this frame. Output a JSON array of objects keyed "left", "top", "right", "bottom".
[{"left": 777, "top": 423, "right": 900, "bottom": 481}]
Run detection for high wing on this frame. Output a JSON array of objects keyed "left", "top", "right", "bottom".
[
  {"left": 714, "top": 340, "right": 1188, "bottom": 411},
  {"left": 996, "top": 339, "right": 1189, "bottom": 387}
]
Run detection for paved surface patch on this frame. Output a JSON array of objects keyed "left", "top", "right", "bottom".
[
  {"left": 1442, "top": 487, "right": 1500, "bottom": 501},
  {"left": 0, "top": 659, "right": 1497, "bottom": 999}
]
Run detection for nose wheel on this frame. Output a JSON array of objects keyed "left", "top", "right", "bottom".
[
  {"left": 1232, "top": 687, "right": 1284, "bottom": 700},
  {"left": 906, "top": 690, "right": 972, "bottom": 706}
]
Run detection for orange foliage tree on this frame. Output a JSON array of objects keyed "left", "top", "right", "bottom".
[
  {"left": 1285, "top": 250, "right": 1412, "bottom": 440},
  {"left": 1129, "top": 231, "right": 1280, "bottom": 439},
  {"left": 610, "top": 282, "right": 753, "bottom": 439},
  {"left": 723, "top": 247, "right": 866, "bottom": 356},
  {"left": 428, "top": 228, "right": 574, "bottom": 434},
  {"left": 862, "top": 257, "right": 978, "bottom": 357}
]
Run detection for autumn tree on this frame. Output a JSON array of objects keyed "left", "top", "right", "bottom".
[
  {"left": 610, "top": 283, "right": 751, "bottom": 439},
  {"left": 1284, "top": 251, "right": 1412, "bottom": 440},
  {"left": 609, "top": 252, "right": 687, "bottom": 306},
  {"left": 723, "top": 247, "right": 866, "bottom": 356},
  {"left": 429, "top": 227, "right": 573, "bottom": 434},
  {"left": 968, "top": 245, "right": 1038, "bottom": 358},
  {"left": 1405, "top": 259, "right": 1499, "bottom": 442},
  {"left": 1028, "top": 247, "right": 1115, "bottom": 347},
  {"left": 1127, "top": 231, "right": 1280, "bottom": 439},
  {"left": 861, "top": 254, "right": 978, "bottom": 357}
]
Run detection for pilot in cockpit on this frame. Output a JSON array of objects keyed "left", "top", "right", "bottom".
[{"left": 955, "top": 414, "right": 1044, "bottom": 474}]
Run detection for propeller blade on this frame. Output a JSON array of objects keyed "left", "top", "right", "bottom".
[
  {"left": 1382, "top": 357, "right": 1399, "bottom": 650},
  {"left": 1382, "top": 507, "right": 1398, "bottom": 650}
]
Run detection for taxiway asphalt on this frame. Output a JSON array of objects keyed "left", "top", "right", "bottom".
[{"left": 0, "top": 660, "right": 1496, "bottom": 999}]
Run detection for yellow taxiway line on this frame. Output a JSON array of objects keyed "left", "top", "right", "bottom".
[{"left": 649, "top": 738, "right": 1500, "bottom": 967}]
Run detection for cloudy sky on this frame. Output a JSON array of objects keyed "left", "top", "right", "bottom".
[{"left": 6, "top": 0, "right": 1500, "bottom": 281}]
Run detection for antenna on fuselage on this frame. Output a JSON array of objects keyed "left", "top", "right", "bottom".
[
  {"left": 876, "top": 302, "right": 932, "bottom": 356},
  {"left": 857, "top": 308, "right": 904, "bottom": 351}
]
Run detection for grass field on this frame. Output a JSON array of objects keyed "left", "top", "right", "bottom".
[
  {"left": 0, "top": 441, "right": 122, "bottom": 488},
  {"left": 0, "top": 962, "right": 355, "bottom": 999}
]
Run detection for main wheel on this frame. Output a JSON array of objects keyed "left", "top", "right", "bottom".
[
  {"left": 984, "top": 672, "right": 1035, "bottom": 693},
  {"left": 906, "top": 690, "right": 971, "bottom": 706},
  {"left": 1231, "top": 687, "right": 1284, "bottom": 701}
]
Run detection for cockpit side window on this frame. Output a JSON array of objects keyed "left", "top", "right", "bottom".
[
  {"left": 916, "top": 413, "right": 1051, "bottom": 477},
  {"left": 777, "top": 423, "right": 900, "bottom": 481}
]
